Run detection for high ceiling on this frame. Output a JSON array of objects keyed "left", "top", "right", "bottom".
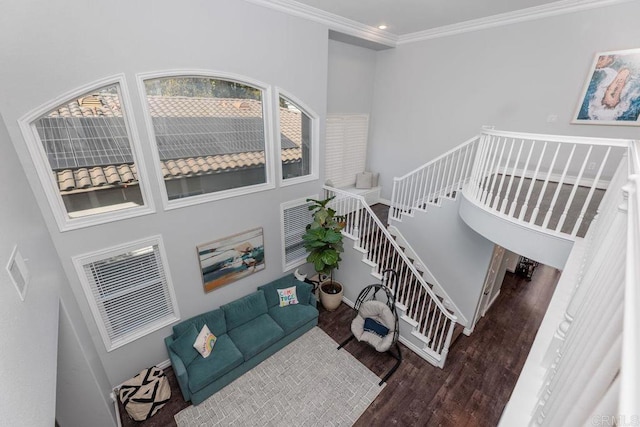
[{"left": 293, "top": 0, "right": 575, "bottom": 35}]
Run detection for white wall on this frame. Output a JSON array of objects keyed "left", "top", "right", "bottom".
[
  {"left": 57, "top": 303, "right": 116, "bottom": 427},
  {"left": 393, "top": 197, "right": 495, "bottom": 328},
  {"left": 327, "top": 40, "right": 377, "bottom": 114},
  {"left": 0, "top": 115, "right": 114, "bottom": 426},
  {"left": 0, "top": 0, "right": 328, "bottom": 389},
  {"left": 368, "top": 2, "right": 640, "bottom": 198}
]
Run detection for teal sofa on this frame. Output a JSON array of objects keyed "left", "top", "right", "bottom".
[{"left": 165, "top": 274, "right": 318, "bottom": 405}]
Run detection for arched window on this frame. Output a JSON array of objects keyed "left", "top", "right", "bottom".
[
  {"left": 278, "top": 92, "right": 318, "bottom": 184},
  {"left": 20, "top": 78, "right": 153, "bottom": 231},
  {"left": 141, "top": 74, "right": 273, "bottom": 207}
]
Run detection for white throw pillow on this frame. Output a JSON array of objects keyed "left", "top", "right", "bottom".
[
  {"left": 193, "top": 324, "right": 217, "bottom": 358},
  {"left": 355, "top": 172, "right": 373, "bottom": 189},
  {"left": 277, "top": 286, "right": 299, "bottom": 307}
]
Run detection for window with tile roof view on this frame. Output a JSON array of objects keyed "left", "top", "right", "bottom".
[
  {"left": 33, "top": 83, "right": 146, "bottom": 218},
  {"left": 143, "top": 76, "right": 285, "bottom": 201},
  {"left": 279, "top": 95, "right": 313, "bottom": 181}
]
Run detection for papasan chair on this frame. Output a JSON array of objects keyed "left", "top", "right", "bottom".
[{"left": 338, "top": 269, "right": 402, "bottom": 385}]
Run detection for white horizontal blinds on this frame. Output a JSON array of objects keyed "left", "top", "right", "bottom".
[
  {"left": 283, "top": 200, "right": 314, "bottom": 267},
  {"left": 83, "top": 243, "right": 175, "bottom": 348},
  {"left": 325, "top": 114, "right": 369, "bottom": 188}
]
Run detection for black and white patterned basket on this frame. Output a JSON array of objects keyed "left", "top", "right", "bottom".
[{"left": 119, "top": 366, "right": 171, "bottom": 421}]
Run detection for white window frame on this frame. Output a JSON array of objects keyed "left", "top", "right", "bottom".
[
  {"left": 17, "top": 74, "right": 156, "bottom": 232},
  {"left": 137, "top": 70, "right": 276, "bottom": 211},
  {"left": 275, "top": 88, "right": 319, "bottom": 187},
  {"left": 280, "top": 194, "right": 318, "bottom": 272},
  {"left": 72, "top": 235, "right": 179, "bottom": 352}
]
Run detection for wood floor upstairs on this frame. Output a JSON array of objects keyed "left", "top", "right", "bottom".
[{"left": 319, "top": 265, "right": 560, "bottom": 427}]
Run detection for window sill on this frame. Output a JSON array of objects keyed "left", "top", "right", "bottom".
[
  {"left": 163, "top": 181, "right": 276, "bottom": 211},
  {"left": 280, "top": 173, "right": 318, "bottom": 188}
]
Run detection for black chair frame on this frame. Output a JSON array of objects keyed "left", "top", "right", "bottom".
[{"left": 337, "top": 269, "right": 402, "bottom": 386}]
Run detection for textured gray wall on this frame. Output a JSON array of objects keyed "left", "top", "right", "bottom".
[
  {"left": 394, "top": 197, "right": 495, "bottom": 327},
  {"left": 0, "top": 0, "right": 328, "bottom": 391},
  {"left": 0, "top": 115, "right": 114, "bottom": 426},
  {"left": 367, "top": 2, "right": 640, "bottom": 199},
  {"left": 327, "top": 40, "right": 378, "bottom": 115}
]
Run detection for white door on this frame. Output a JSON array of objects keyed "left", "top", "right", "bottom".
[{"left": 474, "top": 245, "right": 505, "bottom": 324}]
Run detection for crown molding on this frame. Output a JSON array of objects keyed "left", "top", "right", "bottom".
[
  {"left": 243, "top": 0, "right": 397, "bottom": 47},
  {"left": 397, "top": 0, "right": 637, "bottom": 44},
  {"left": 244, "top": 0, "right": 636, "bottom": 48}
]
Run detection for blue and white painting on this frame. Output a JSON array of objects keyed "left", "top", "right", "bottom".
[
  {"left": 574, "top": 49, "right": 640, "bottom": 125},
  {"left": 198, "top": 227, "right": 265, "bottom": 292}
]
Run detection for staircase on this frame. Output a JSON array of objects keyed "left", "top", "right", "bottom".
[
  {"left": 329, "top": 128, "right": 635, "bottom": 370},
  {"left": 324, "top": 186, "right": 463, "bottom": 368},
  {"left": 392, "top": 129, "right": 629, "bottom": 268}
]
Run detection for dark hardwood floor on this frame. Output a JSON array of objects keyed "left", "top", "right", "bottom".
[
  {"left": 117, "top": 203, "right": 559, "bottom": 426},
  {"left": 118, "top": 265, "right": 558, "bottom": 427},
  {"left": 319, "top": 265, "right": 560, "bottom": 427}
]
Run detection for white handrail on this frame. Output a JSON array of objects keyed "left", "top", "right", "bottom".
[
  {"left": 387, "top": 223, "right": 469, "bottom": 327},
  {"left": 388, "top": 127, "right": 639, "bottom": 419},
  {"left": 395, "top": 135, "right": 481, "bottom": 181},
  {"left": 465, "top": 130, "right": 628, "bottom": 239},
  {"left": 483, "top": 128, "right": 632, "bottom": 147},
  {"left": 391, "top": 136, "right": 479, "bottom": 220},
  {"left": 620, "top": 173, "right": 640, "bottom": 420},
  {"left": 324, "top": 185, "right": 458, "bottom": 362}
]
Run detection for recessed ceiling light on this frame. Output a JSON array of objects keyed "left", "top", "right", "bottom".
[{"left": 378, "top": 24, "right": 387, "bottom": 30}]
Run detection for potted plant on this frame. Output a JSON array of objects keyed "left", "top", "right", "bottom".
[{"left": 302, "top": 196, "right": 346, "bottom": 311}]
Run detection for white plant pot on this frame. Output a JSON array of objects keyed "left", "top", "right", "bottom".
[{"left": 319, "top": 280, "right": 343, "bottom": 311}]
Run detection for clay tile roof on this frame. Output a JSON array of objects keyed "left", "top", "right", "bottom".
[
  {"left": 51, "top": 92, "right": 304, "bottom": 193},
  {"left": 57, "top": 163, "right": 143, "bottom": 193},
  {"left": 89, "top": 167, "right": 107, "bottom": 187}
]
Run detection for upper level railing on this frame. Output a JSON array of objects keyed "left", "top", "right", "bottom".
[
  {"left": 390, "top": 136, "right": 479, "bottom": 221},
  {"left": 324, "top": 185, "right": 457, "bottom": 366},
  {"left": 388, "top": 128, "right": 638, "bottom": 422},
  {"left": 465, "top": 129, "right": 630, "bottom": 238},
  {"left": 621, "top": 141, "right": 640, "bottom": 421}
]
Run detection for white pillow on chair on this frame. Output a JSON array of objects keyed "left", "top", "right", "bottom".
[{"left": 355, "top": 172, "right": 373, "bottom": 189}]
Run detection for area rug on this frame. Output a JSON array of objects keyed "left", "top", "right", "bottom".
[{"left": 174, "top": 327, "right": 384, "bottom": 426}]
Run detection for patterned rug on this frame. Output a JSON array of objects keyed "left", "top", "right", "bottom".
[{"left": 174, "top": 327, "right": 383, "bottom": 426}]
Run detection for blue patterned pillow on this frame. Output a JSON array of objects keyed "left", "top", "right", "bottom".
[{"left": 363, "top": 317, "right": 389, "bottom": 337}]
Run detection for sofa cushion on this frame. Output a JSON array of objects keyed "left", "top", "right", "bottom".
[
  {"left": 169, "top": 324, "right": 200, "bottom": 367},
  {"left": 187, "top": 334, "right": 243, "bottom": 393},
  {"left": 221, "top": 291, "right": 268, "bottom": 330},
  {"left": 268, "top": 304, "right": 319, "bottom": 335},
  {"left": 173, "top": 308, "right": 226, "bottom": 339},
  {"left": 227, "top": 313, "right": 285, "bottom": 361},
  {"left": 259, "top": 276, "right": 312, "bottom": 308}
]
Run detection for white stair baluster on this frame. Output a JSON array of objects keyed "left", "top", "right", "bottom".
[
  {"left": 519, "top": 141, "right": 548, "bottom": 221},
  {"left": 555, "top": 145, "right": 593, "bottom": 233},
  {"left": 542, "top": 144, "right": 577, "bottom": 229},
  {"left": 510, "top": 139, "right": 536, "bottom": 217},
  {"left": 501, "top": 139, "right": 524, "bottom": 214},
  {"left": 492, "top": 137, "right": 515, "bottom": 210},
  {"left": 530, "top": 142, "right": 561, "bottom": 225},
  {"left": 571, "top": 147, "right": 611, "bottom": 236}
]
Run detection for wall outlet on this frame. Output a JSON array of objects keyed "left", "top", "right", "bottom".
[
  {"left": 546, "top": 114, "right": 558, "bottom": 123},
  {"left": 588, "top": 162, "right": 597, "bottom": 170}
]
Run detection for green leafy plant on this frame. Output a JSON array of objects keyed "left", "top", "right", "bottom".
[{"left": 302, "top": 197, "right": 346, "bottom": 283}]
